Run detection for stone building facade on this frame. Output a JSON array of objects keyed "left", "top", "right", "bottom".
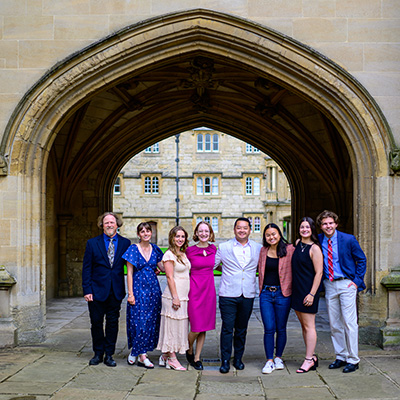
[
  {"left": 113, "top": 129, "right": 291, "bottom": 245},
  {"left": 0, "top": 2, "right": 399, "bottom": 348}
]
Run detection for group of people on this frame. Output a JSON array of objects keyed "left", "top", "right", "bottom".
[{"left": 82, "top": 209, "right": 366, "bottom": 375}]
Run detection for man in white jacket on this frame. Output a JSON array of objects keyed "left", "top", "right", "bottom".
[{"left": 215, "top": 217, "right": 262, "bottom": 373}]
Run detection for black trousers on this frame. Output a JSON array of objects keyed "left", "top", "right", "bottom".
[
  {"left": 219, "top": 295, "right": 254, "bottom": 362},
  {"left": 88, "top": 289, "right": 122, "bottom": 357}
]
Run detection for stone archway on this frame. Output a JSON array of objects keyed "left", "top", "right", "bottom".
[{"left": 1, "top": 9, "right": 392, "bottom": 344}]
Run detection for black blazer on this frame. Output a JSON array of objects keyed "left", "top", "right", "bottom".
[{"left": 82, "top": 234, "right": 131, "bottom": 301}]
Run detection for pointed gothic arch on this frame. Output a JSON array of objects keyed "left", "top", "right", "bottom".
[{"left": 1, "top": 9, "right": 393, "bottom": 344}]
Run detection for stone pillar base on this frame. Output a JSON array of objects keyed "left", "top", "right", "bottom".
[
  {"left": 0, "top": 318, "right": 17, "bottom": 347},
  {"left": 380, "top": 324, "right": 400, "bottom": 349}
]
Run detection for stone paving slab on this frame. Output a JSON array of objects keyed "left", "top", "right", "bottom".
[
  {"left": 0, "top": 352, "right": 42, "bottom": 381},
  {"left": 52, "top": 387, "right": 128, "bottom": 400},
  {"left": 4, "top": 353, "right": 87, "bottom": 382},
  {"left": 129, "top": 368, "right": 199, "bottom": 398},
  {"left": 0, "top": 381, "right": 62, "bottom": 395},
  {"left": 0, "top": 289, "right": 399, "bottom": 400},
  {"left": 68, "top": 365, "right": 143, "bottom": 390},
  {"left": 196, "top": 396, "right": 265, "bottom": 400},
  {"left": 263, "top": 387, "right": 334, "bottom": 400},
  {"left": 199, "top": 375, "right": 264, "bottom": 396},
  {"left": 322, "top": 374, "right": 400, "bottom": 399},
  {"left": 0, "top": 396, "right": 50, "bottom": 400}
]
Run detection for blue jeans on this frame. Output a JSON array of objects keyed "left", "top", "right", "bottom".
[{"left": 259, "top": 286, "right": 291, "bottom": 360}]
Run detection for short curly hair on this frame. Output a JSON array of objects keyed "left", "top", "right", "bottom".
[
  {"left": 97, "top": 212, "right": 123, "bottom": 229},
  {"left": 316, "top": 210, "right": 339, "bottom": 227}
]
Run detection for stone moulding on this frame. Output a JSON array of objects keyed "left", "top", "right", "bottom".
[
  {"left": 0, "top": 154, "right": 7, "bottom": 176},
  {"left": 381, "top": 267, "right": 400, "bottom": 290},
  {"left": 389, "top": 149, "right": 400, "bottom": 174},
  {"left": 0, "top": 266, "right": 16, "bottom": 288},
  {"left": 380, "top": 267, "right": 400, "bottom": 349}
]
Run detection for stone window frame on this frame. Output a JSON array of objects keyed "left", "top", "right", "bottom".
[
  {"left": 245, "top": 143, "right": 260, "bottom": 153},
  {"left": 142, "top": 174, "right": 161, "bottom": 195},
  {"left": 197, "top": 133, "right": 219, "bottom": 153},
  {"left": 244, "top": 174, "right": 261, "bottom": 196},
  {"left": 195, "top": 174, "right": 220, "bottom": 196},
  {"left": 113, "top": 175, "right": 122, "bottom": 195},
  {"left": 144, "top": 143, "right": 160, "bottom": 154}
]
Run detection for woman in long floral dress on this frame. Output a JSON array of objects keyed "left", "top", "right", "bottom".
[{"left": 123, "top": 222, "right": 164, "bottom": 368}]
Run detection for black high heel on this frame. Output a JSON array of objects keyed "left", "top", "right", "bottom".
[
  {"left": 313, "top": 354, "right": 319, "bottom": 368},
  {"left": 296, "top": 358, "right": 316, "bottom": 373}
]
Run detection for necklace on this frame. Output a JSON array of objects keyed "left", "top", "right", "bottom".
[
  {"left": 138, "top": 244, "right": 151, "bottom": 260},
  {"left": 300, "top": 242, "right": 311, "bottom": 252}
]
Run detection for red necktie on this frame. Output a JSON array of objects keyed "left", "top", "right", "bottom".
[{"left": 328, "top": 238, "right": 334, "bottom": 281}]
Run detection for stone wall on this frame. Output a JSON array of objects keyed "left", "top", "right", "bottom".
[
  {"left": 113, "top": 130, "right": 291, "bottom": 246},
  {"left": 0, "top": 1, "right": 398, "bottom": 346}
]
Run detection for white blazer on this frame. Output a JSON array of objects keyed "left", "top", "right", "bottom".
[{"left": 215, "top": 238, "right": 262, "bottom": 298}]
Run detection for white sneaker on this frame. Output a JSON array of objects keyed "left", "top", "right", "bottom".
[
  {"left": 262, "top": 360, "right": 275, "bottom": 374},
  {"left": 127, "top": 353, "right": 136, "bottom": 365},
  {"left": 274, "top": 357, "right": 284, "bottom": 370}
]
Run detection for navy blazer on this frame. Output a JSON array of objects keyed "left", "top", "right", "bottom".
[
  {"left": 318, "top": 230, "right": 367, "bottom": 291},
  {"left": 82, "top": 233, "right": 131, "bottom": 301}
]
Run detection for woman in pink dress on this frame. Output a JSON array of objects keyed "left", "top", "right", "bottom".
[{"left": 185, "top": 221, "right": 217, "bottom": 370}]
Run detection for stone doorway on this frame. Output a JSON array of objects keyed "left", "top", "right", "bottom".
[{"left": 2, "top": 10, "right": 391, "bottom": 344}]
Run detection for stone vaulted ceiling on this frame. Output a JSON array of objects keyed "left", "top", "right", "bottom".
[{"left": 50, "top": 54, "right": 351, "bottom": 213}]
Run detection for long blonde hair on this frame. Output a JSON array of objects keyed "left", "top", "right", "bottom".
[{"left": 168, "top": 226, "right": 189, "bottom": 263}]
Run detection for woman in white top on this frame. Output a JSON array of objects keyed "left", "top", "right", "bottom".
[{"left": 157, "top": 226, "right": 191, "bottom": 371}]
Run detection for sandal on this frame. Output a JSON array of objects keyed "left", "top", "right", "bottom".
[
  {"left": 127, "top": 353, "right": 137, "bottom": 365},
  {"left": 159, "top": 354, "right": 168, "bottom": 367},
  {"left": 312, "top": 354, "right": 319, "bottom": 368},
  {"left": 296, "top": 358, "right": 316, "bottom": 373},
  {"left": 166, "top": 357, "right": 186, "bottom": 371},
  {"left": 137, "top": 354, "right": 154, "bottom": 369}
]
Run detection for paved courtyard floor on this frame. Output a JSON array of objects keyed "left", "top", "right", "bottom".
[{"left": 0, "top": 277, "right": 399, "bottom": 399}]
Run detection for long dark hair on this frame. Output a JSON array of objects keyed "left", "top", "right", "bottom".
[
  {"left": 262, "top": 223, "right": 289, "bottom": 258},
  {"left": 297, "top": 217, "right": 321, "bottom": 249}
]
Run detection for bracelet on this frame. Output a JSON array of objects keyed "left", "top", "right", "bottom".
[
  {"left": 128, "top": 294, "right": 134, "bottom": 297},
  {"left": 309, "top": 293, "right": 315, "bottom": 297}
]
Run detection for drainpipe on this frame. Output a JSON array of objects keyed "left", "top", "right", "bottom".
[{"left": 175, "top": 134, "right": 180, "bottom": 226}]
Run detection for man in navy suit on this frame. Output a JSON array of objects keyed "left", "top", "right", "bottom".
[
  {"left": 82, "top": 212, "right": 130, "bottom": 367},
  {"left": 316, "top": 210, "right": 366, "bottom": 373}
]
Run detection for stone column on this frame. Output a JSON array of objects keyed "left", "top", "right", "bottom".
[
  {"left": 380, "top": 267, "right": 400, "bottom": 349},
  {"left": 0, "top": 266, "right": 17, "bottom": 346}
]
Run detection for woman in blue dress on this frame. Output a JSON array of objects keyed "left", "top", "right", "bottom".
[{"left": 122, "top": 222, "right": 164, "bottom": 368}]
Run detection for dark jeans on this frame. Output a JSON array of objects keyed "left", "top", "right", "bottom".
[
  {"left": 88, "top": 289, "right": 122, "bottom": 357},
  {"left": 219, "top": 295, "right": 254, "bottom": 362},
  {"left": 259, "top": 286, "right": 291, "bottom": 360}
]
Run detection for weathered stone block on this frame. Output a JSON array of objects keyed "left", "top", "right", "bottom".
[
  {"left": 55, "top": 16, "right": 109, "bottom": 40},
  {"left": 4, "top": 16, "right": 54, "bottom": 39},
  {"left": 303, "top": 0, "right": 335, "bottom": 17},
  {"left": 293, "top": 18, "right": 347, "bottom": 42},
  {"left": 249, "top": 0, "right": 302, "bottom": 18},
  {"left": 349, "top": 19, "right": 400, "bottom": 42},
  {"left": 337, "top": 0, "right": 381, "bottom": 17}
]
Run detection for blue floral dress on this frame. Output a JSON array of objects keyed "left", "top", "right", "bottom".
[{"left": 123, "top": 244, "right": 163, "bottom": 356}]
